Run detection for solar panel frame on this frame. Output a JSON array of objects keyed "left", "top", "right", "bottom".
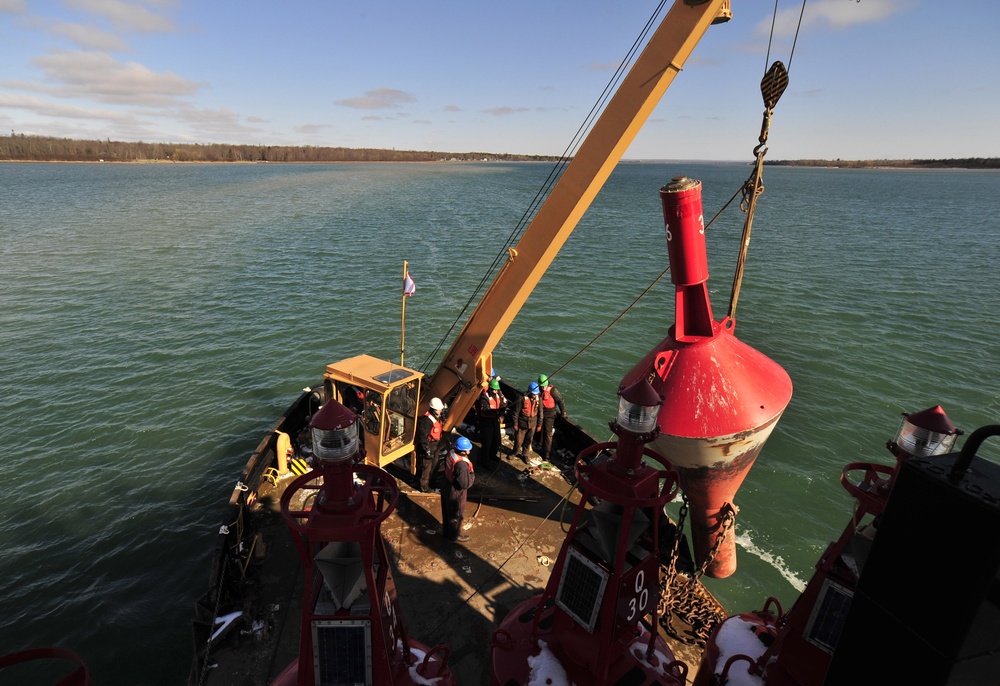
[
  {"left": 556, "top": 546, "right": 610, "bottom": 633},
  {"left": 312, "top": 619, "right": 372, "bottom": 686}
]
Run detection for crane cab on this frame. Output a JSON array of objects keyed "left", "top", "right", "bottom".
[{"left": 323, "top": 354, "right": 424, "bottom": 469}]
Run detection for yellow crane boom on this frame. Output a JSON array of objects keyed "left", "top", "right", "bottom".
[
  {"left": 323, "top": 0, "right": 731, "bottom": 468},
  {"left": 426, "top": 0, "right": 731, "bottom": 430}
]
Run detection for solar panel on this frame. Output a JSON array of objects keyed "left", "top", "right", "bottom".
[
  {"left": 556, "top": 546, "right": 610, "bottom": 633},
  {"left": 804, "top": 579, "right": 853, "bottom": 653},
  {"left": 373, "top": 369, "right": 414, "bottom": 384},
  {"left": 313, "top": 620, "right": 372, "bottom": 686}
]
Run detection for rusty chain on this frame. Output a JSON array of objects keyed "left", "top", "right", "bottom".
[{"left": 658, "top": 497, "right": 735, "bottom": 647}]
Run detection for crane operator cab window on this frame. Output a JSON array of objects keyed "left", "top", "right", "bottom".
[
  {"left": 384, "top": 380, "right": 417, "bottom": 450},
  {"left": 363, "top": 389, "right": 382, "bottom": 437},
  {"left": 336, "top": 383, "right": 366, "bottom": 416},
  {"left": 330, "top": 382, "right": 382, "bottom": 438}
]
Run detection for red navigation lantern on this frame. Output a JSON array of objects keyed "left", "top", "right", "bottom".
[{"left": 887, "top": 405, "right": 962, "bottom": 461}]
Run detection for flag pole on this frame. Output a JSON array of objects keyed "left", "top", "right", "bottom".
[{"left": 401, "top": 260, "right": 408, "bottom": 367}]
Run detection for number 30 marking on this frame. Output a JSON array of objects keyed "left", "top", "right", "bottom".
[{"left": 626, "top": 569, "right": 650, "bottom": 622}]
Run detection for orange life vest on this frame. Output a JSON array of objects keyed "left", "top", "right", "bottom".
[
  {"left": 486, "top": 391, "right": 504, "bottom": 411},
  {"left": 521, "top": 395, "right": 540, "bottom": 416},
  {"left": 541, "top": 386, "right": 556, "bottom": 409},
  {"left": 445, "top": 450, "right": 474, "bottom": 483},
  {"left": 424, "top": 411, "right": 442, "bottom": 441}
]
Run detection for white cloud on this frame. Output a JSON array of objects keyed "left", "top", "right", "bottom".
[
  {"left": 0, "top": 91, "right": 134, "bottom": 121},
  {"left": 50, "top": 22, "right": 131, "bottom": 51},
  {"left": 335, "top": 88, "right": 415, "bottom": 110},
  {"left": 294, "top": 123, "right": 331, "bottom": 135},
  {"left": 64, "top": 0, "right": 175, "bottom": 33},
  {"left": 483, "top": 106, "right": 529, "bottom": 116},
  {"left": 766, "top": 0, "right": 905, "bottom": 38},
  {"left": 28, "top": 50, "right": 202, "bottom": 106},
  {"left": 586, "top": 59, "right": 623, "bottom": 72}
]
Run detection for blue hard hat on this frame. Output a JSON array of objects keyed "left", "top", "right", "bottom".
[
  {"left": 456, "top": 436, "right": 473, "bottom": 453},
  {"left": 528, "top": 382, "right": 540, "bottom": 394}
]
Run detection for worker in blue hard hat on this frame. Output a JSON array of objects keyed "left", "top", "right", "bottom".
[
  {"left": 441, "top": 435, "right": 475, "bottom": 543},
  {"left": 513, "top": 381, "right": 543, "bottom": 463}
]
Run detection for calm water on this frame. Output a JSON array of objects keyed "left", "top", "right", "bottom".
[{"left": 1, "top": 161, "right": 998, "bottom": 684}]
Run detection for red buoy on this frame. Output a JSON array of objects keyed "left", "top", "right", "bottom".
[
  {"left": 621, "top": 176, "right": 792, "bottom": 578},
  {"left": 491, "top": 379, "right": 689, "bottom": 685},
  {"left": 273, "top": 399, "right": 456, "bottom": 686}
]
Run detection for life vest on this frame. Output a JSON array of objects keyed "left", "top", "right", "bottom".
[
  {"left": 521, "top": 395, "right": 540, "bottom": 417},
  {"left": 480, "top": 390, "right": 504, "bottom": 417},
  {"left": 424, "top": 411, "right": 442, "bottom": 441},
  {"left": 541, "top": 386, "right": 556, "bottom": 409},
  {"left": 445, "top": 450, "right": 474, "bottom": 483},
  {"left": 486, "top": 391, "right": 504, "bottom": 411}
]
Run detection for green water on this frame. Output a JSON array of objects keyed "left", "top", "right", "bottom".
[{"left": 1, "top": 161, "right": 998, "bottom": 684}]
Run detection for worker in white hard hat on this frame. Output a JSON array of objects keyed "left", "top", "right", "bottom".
[{"left": 416, "top": 397, "right": 446, "bottom": 492}]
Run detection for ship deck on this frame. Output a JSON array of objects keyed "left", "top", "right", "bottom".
[{"left": 193, "top": 427, "right": 716, "bottom": 686}]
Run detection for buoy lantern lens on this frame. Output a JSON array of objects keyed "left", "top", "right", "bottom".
[
  {"left": 894, "top": 416, "right": 958, "bottom": 457},
  {"left": 312, "top": 422, "right": 359, "bottom": 463},
  {"left": 617, "top": 396, "right": 658, "bottom": 434}
]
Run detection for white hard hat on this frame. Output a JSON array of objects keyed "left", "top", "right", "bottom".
[{"left": 429, "top": 397, "right": 445, "bottom": 411}]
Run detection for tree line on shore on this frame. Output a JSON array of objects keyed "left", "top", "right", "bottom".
[
  {"left": 2, "top": 133, "right": 996, "bottom": 168},
  {"left": 0, "top": 133, "right": 558, "bottom": 163},
  {"left": 765, "top": 158, "right": 1000, "bottom": 169}
]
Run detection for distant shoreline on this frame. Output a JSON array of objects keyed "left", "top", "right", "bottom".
[
  {"left": 0, "top": 159, "right": 549, "bottom": 165},
  {"left": 4, "top": 158, "right": 998, "bottom": 170},
  {"left": 764, "top": 158, "right": 1000, "bottom": 170},
  {"left": 0, "top": 133, "right": 558, "bottom": 164},
  {"left": 1, "top": 134, "right": 997, "bottom": 168}
]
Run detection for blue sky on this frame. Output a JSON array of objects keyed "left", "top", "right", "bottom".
[{"left": 1, "top": 0, "right": 997, "bottom": 161}]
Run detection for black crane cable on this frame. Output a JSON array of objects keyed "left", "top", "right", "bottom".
[
  {"left": 416, "top": 0, "right": 672, "bottom": 375},
  {"left": 417, "top": 0, "right": 808, "bottom": 379},
  {"left": 415, "top": 0, "right": 815, "bottom": 650},
  {"left": 551, "top": 0, "right": 808, "bottom": 379}
]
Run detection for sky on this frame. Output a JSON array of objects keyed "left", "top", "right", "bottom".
[{"left": 1, "top": 0, "right": 998, "bottom": 161}]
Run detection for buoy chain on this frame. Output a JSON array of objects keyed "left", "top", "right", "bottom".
[{"left": 694, "top": 503, "right": 737, "bottom": 581}]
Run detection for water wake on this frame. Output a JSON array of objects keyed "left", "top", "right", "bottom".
[{"left": 735, "top": 529, "right": 807, "bottom": 594}]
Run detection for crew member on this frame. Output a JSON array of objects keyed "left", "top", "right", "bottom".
[
  {"left": 416, "top": 397, "right": 446, "bottom": 493},
  {"left": 441, "top": 436, "right": 475, "bottom": 542},
  {"left": 537, "top": 374, "right": 567, "bottom": 462},
  {"left": 477, "top": 378, "right": 508, "bottom": 466},
  {"left": 513, "top": 381, "right": 542, "bottom": 462}
]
